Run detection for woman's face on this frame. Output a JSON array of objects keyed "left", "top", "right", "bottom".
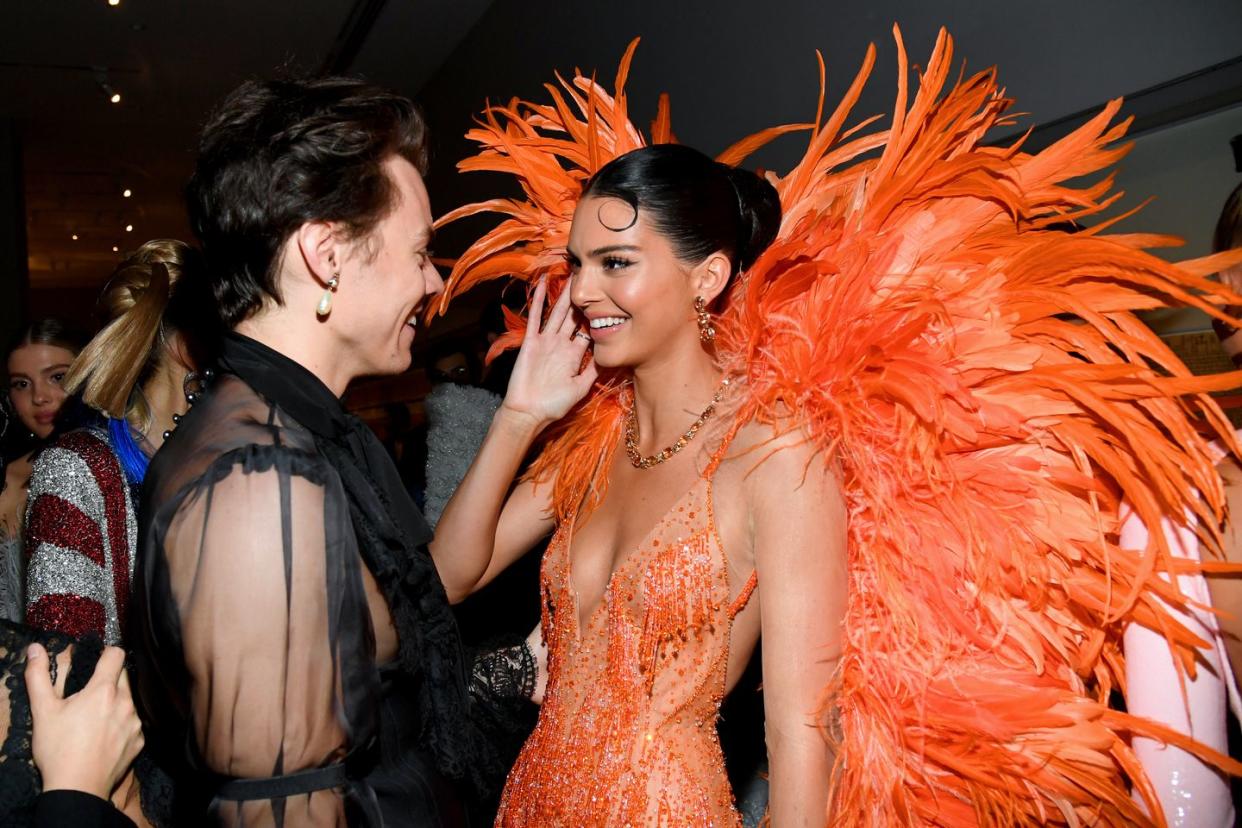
[
  {"left": 6, "top": 343, "right": 75, "bottom": 438},
  {"left": 567, "top": 196, "right": 700, "bottom": 369},
  {"left": 334, "top": 156, "right": 445, "bottom": 378}
]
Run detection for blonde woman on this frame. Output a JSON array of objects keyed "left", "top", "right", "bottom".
[{"left": 24, "top": 240, "right": 213, "bottom": 643}]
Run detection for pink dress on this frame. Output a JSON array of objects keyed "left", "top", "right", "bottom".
[{"left": 1122, "top": 506, "right": 1240, "bottom": 827}]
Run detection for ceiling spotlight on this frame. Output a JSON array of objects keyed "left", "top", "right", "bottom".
[
  {"left": 122, "top": 188, "right": 132, "bottom": 198},
  {"left": 112, "top": 245, "right": 120, "bottom": 252},
  {"left": 71, "top": 234, "right": 79, "bottom": 241},
  {"left": 125, "top": 224, "right": 133, "bottom": 232},
  {"left": 108, "top": 0, "right": 121, "bottom": 5},
  {"left": 93, "top": 68, "right": 122, "bottom": 105}
]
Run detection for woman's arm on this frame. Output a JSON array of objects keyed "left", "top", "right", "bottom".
[
  {"left": 751, "top": 433, "right": 848, "bottom": 826},
  {"left": 430, "top": 280, "right": 596, "bottom": 602},
  {"left": 25, "top": 434, "right": 123, "bottom": 641}
]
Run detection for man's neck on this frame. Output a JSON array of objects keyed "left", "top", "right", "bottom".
[{"left": 235, "top": 310, "right": 353, "bottom": 397}]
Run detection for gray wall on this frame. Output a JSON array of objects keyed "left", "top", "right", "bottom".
[
  {"left": 1114, "top": 103, "right": 1242, "bottom": 334},
  {"left": 415, "top": 0, "right": 1242, "bottom": 256}
]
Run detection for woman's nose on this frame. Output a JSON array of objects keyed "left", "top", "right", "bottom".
[{"left": 568, "top": 270, "right": 594, "bottom": 309}]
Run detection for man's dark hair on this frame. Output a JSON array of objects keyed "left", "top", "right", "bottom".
[{"left": 187, "top": 76, "right": 429, "bottom": 327}]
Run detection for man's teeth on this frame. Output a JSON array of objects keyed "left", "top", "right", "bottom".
[
  {"left": 589, "top": 316, "right": 629, "bottom": 330},
  {"left": 406, "top": 316, "right": 418, "bottom": 328}
]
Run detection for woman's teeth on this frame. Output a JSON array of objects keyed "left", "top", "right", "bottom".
[{"left": 589, "top": 316, "right": 629, "bottom": 329}]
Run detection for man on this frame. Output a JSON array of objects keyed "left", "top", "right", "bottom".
[{"left": 131, "top": 77, "right": 500, "bottom": 826}]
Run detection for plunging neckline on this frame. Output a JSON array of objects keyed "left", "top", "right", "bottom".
[{"left": 562, "top": 474, "right": 709, "bottom": 638}]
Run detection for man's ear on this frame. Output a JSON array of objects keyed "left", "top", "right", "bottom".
[{"left": 293, "top": 220, "right": 342, "bottom": 288}]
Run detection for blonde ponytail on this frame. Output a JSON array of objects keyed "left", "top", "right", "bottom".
[{"left": 64, "top": 240, "right": 192, "bottom": 423}]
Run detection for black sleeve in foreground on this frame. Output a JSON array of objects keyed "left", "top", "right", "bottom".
[{"left": 33, "top": 790, "right": 137, "bottom": 828}]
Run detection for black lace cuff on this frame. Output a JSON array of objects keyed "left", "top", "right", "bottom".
[{"left": 469, "top": 640, "right": 536, "bottom": 705}]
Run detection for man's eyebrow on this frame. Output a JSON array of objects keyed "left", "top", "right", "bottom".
[{"left": 415, "top": 228, "right": 436, "bottom": 248}]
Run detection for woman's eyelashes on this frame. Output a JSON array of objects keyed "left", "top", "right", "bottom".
[
  {"left": 601, "top": 255, "right": 633, "bottom": 271},
  {"left": 563, "top": 252, "right": 633, "bottom": 273}
]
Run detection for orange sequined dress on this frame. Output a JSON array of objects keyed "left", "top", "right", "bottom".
[{"left": 495, "top": 428, "right": 758, "bottom": 827}]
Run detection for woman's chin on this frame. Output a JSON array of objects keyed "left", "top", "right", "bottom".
[{"left": 589, "top": 347, "right": 627, "bottom": 370}]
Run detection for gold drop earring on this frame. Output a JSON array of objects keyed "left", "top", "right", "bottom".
[
  {"left": 316, "top": 267, "right": 339, "bottom": 318},
  {"left": 694, "top": 296, "right": 715, "bottom": 342}
]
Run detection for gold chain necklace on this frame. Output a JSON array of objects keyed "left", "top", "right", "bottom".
[{"left": 624, "top": 378, "right": 731, "bottom": 469}]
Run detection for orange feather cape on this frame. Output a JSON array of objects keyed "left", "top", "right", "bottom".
[{"left": 433, "top": 28, "right": 1242, "bottom": 827}]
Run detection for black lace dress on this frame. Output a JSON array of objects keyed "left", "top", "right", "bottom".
[
  {"left": 0, "top": 620, "right": 146, "bottom": 828},
  {"left": 131, "top": 333, "right": 500, "bottom": 827}
]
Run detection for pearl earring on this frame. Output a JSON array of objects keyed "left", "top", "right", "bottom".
[{"left": 316, "top": 273, "right": 339, "bottom": 317}]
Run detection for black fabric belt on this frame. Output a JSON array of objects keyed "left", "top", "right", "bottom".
[{"left": 215, "top": 763, "right": 350, "bottom": 801}]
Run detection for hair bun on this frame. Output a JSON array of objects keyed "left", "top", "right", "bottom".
[{"left": 723, "top": 165, "right": 781, "bottom": 272}]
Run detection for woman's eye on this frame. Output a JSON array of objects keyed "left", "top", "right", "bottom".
[
  {"left": 50, "top": 373, "right": 66, "bottom": 385},
  {"left": 602, "top": 256, "right": 632, "bottom": 271},
  {"left": 9, "top": 380, "right": 27, "bottom": 391}
]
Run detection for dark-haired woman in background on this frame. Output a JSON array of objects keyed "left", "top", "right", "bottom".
[
  {"left": 1, "top": 320, "right": 84, "bottom": 622},
  {"left": 24, "top": 239, "right": 211, "bottom": 645},
  {"left": 431, "top": 144, "right": 845, "bottom": 825}
]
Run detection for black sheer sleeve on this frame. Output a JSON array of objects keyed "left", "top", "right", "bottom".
[
  {"left": 133, "top": 371, "right": 386, "bottom": 826},
  {"left": 139, "top": 445, "right": 379, "bottom": 825}
]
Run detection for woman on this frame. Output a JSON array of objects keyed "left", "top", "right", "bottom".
[
  {"left": 1208, "top": 181, "right": 1242, "bottom": 681},
  {"left": 1116, "top": 181, "right": 1242, "bottom": 828},
  {"left": 1, "top": 320, "right": 83, "bottom": 622},
  {"left": 430, "top": 34, "right": 1242, "bottom": 827},
  {"left": 432, "top": 146, "right": 845, "bottom": 824},
  {"left": 24, "top": 240, "right": 211, "bottom": 644},
  {"left": 131, "top": 76, "right": 512, "bottom": 826}
]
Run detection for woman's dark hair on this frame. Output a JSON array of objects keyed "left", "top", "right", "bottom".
[
  {"left": 583, "top": 144, "right": 782, "bottom": 282},
  {"left": 187, "top": 76, "right": 430, "bottom": 327},
  {"left": 5, "top": 318, "right": 87, "bottom": 363},
  {"left": 3, "top": 319, "right": 86, "bottom": 465}
]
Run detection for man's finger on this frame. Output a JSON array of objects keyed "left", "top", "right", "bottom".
[
  {"left": 23, "top": 643, "right": 56, "bottom": 715},
  {"left": 91, "top": 646, "right": 127, "bottom": 690}
]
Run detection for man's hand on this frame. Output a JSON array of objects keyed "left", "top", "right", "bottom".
[{"left": 25, "top": 643, "right": 144, "bottom": 799}]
